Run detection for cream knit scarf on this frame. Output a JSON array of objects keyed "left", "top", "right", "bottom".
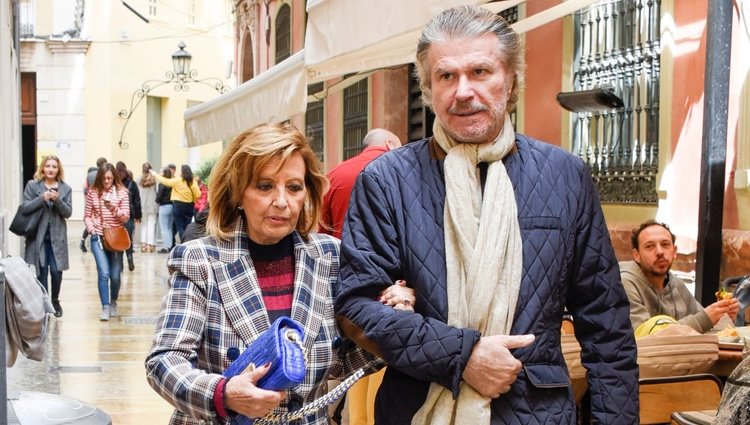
[{"left": 411, "top": 115, "right": 522, "bottom": 425}]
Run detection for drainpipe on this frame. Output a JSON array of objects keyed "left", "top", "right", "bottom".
[{"left": 694, "top": 0, "right": 733, "bottom": 304}]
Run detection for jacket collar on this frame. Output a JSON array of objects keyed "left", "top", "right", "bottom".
[{"left": 210, "top": 219, "right": 331, "bottom": 351}]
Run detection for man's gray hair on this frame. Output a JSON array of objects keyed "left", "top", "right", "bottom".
[{"left": 415, "top": 5, "right": 524, "bottom": 110}]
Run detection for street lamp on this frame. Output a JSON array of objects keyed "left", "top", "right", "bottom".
[
  {"left": 117, "top": 41, "right": 231, "bottom": 149},
  {"left": 171, "top": 41, "right": 191, "bottom": 78}
]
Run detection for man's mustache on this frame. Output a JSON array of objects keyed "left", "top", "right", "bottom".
[{"left": 449, "top": 102, "right": 488, "bottom": 115}]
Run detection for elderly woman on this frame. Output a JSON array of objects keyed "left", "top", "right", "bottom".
[
  {"left": 145, "top": 122, "right": 414, "bottom": 425},
  {"left": 20, "top": 155, "right": 72, "bottom": 317}
]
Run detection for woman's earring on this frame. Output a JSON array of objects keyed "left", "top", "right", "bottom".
[{"left": 238, "top": 205, "right": 243, "bottom": 210}]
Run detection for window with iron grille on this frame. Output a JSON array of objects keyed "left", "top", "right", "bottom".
[
  {"left": 306, "top": 82, "right": 325, "bottom": 162},
  {"left": 570, "top": 0, "right": 661, "bottom": 204},
  {"left": 342, "top": 78, "right": 369, "bottom": 160},
  {"left": 275, "top": 4, "right": 291, "bottom": 64}
]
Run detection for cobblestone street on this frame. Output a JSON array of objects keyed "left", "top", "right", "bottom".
[{"left": 6, "top": 220, "right": 174, "bottom": 423}]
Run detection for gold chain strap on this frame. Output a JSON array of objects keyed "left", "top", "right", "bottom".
[
  {"left": 255, "top": 368, "right": 365, "bottom": 424},
  {"left": 284, "top": 328, "right": 308, "bottom": 365},
  {"left": 238, "top": 328, "right": 365, "bottom": 424}
]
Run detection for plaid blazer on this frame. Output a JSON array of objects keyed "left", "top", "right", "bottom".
[{"left": 145, "top": 219, "right": 379, "bottom": 425}]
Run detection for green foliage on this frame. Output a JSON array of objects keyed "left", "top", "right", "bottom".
[{"left": 195, "top": 156, "right": 218, "bottom": 185}]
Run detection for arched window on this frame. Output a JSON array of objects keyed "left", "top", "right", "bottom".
[
  {"left": 241, "top": 31, "right": 254, "bottom": 83},
  {"left": 275, "top": 4, "right": 291, "bottom": 64}
]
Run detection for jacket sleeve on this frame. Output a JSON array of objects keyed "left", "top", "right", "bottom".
[
  {"left": 621, "top": 273, "right": 653, "bottom": 331},
  {"left": 335, "top": 169, "right": 480, "bottom": 397},
  {"left": 191, "top": 182, "right": 201, "bottom": 202},
  {"left": 675, "top": 286, "right": 714, "bottom": 332},
  {"left": 145, "top": 243, "right": 222, "bottom": 422},
  {"left": 114, "top": 188, "right": 130, "bottom": 224},
  {"left": 52, "top": 184, "right": 73, "bottom": 219},
  {"left": 83, "top": 191, "right": 96, "bottom": 234},
  {"left": 19, "top": 181, "right": 45, "bottom": 215},
  {"left": 565, "top": 165, "right": 639, "bottom": 423}
]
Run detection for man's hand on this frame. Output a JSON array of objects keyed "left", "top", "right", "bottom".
[
  {"left": 705, "top": 298, "right": 740, "bottom": 324},
  {"left": 224, "top": 363, "right": 286, "bottom": 418},
  {"left": 462, "top": 334, "right": 535, "bottom": 398},
  {"left": 379, "top": 280, "right": 416, "bottom": 311}
]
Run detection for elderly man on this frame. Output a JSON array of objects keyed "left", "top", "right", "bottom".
[
  {"left": 621, "top": 220, "right": 739, "bottom": 333},
  {"left": 334, "top": 5, "right": 638, "bottom": 425}
]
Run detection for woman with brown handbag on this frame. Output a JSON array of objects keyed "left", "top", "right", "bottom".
[{"left": 83, "top": 163, "right": 130, "bottom": 321}]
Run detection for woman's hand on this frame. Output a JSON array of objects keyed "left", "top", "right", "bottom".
[
  {"left": 379, "top": 280, "right": 416, "bottom": 311},
  {"left": 224, "top": 363, "right": 286, "bottom": 419}
]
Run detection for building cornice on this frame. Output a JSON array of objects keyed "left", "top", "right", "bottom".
[{"left": 46, "top": 39, "right": 91, "bottom": 54}]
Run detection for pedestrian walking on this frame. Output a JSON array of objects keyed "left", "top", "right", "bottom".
[
  {"left": 116, "top": 161, "right": 141, "bottom": 271},
  {"left": 79, "top": 157, "right": 107, "bottom": 253},
  {"left": 138, "top": 162, "right": 158, "bottom": 253},
  {"left": 156, "top": 167, "right": 174, "bottom": 253},
  {"left": 20, "top": 154, "right": 72, "bottom": 317},
  {"left": 84, "top": 163, "right": 130, "bottom": 321},
  {"left": 150, "top": 164, "right": 200, "bottom": 241}
]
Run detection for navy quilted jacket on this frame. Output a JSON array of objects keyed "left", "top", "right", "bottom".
[{"left": 335, "top": 135, "right": 639, "bottom": 424}]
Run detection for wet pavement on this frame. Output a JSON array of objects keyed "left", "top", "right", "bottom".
[{"left": 6, "top": 220, "right": 175, "bottom": 423}]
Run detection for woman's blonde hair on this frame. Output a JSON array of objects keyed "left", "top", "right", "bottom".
[
  {"left": 207, "top": 122, "right": 328, "bottom": 241},
  {"left": 34, "top": 155, "right": 65, "bottom": 182}
]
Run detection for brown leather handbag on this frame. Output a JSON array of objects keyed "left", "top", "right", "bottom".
[{"left": 99, "top": 197, "right": 130, "bottom": 252}]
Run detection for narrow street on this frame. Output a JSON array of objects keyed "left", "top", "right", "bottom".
[{"left": 6, "top": 220, "right": 174, "bottom": 423}]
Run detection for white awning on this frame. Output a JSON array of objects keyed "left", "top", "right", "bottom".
[
  {"left": 183, "top": 51, "right": 307, "bottom": 147},
  {"left": 184, "top": 0, "right": 596, "bottom": 147},
  {"left": 304, "top": 0, "right": 522, "bottom": 82}
]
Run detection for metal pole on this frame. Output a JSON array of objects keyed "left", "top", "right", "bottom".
[
  {"left": 0, "top": 263, "right": 8, "bottom": 423},
  {"left": 694, "top": 0, "right": 733, "bottom": 305}
]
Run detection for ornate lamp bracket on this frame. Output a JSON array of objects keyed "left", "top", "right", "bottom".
[{"left": 117, "top": 42, "right": 231, "bottom": 149}]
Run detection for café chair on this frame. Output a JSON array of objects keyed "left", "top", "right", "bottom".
[{"left": 639, "top": 373, "right": 722, "bottom": 424}]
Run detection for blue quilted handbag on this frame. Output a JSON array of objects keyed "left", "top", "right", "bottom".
[
  {"left": 225, "top": 316, "right": 364, "bottom": 425},
  {"left": 224, "top": 316, "right": 307, "bottom": 391},
  {"left": 225, "top": 317, "right": 307, "bottom": 425}
]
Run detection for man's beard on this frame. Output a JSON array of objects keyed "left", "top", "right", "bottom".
[{"left": 440, "top": 88, "right": 510, "bottom": 144}]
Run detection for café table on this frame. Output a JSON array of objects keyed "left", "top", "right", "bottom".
[{"left": 710, "top": 341, "right": 744, "bottom": 377}]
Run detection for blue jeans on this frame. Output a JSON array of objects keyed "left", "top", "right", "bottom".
[
  {"left": 172, "top": 201, "right": 194, "bottom": 241},
  {"left": 90, "top": 234, "right": 123, "bottom": 307},
  {"left": 158, "top": 204, "right": 174, "bottom": 250},
  {"left": 38, "top": 236, "right": 63, "bottom": 301}
]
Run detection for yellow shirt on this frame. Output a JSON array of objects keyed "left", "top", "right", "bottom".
[{"left": 153, "top": 174, "right": 201, "bottom": 204}]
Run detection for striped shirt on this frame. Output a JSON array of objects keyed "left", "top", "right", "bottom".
[
  {"left": 83, "top": 186, "right": 130, "bottom": 235},
  {"left": 249, "top": 234, "right": 294, "bottom": 323}
]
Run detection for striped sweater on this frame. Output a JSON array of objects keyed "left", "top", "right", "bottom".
[{"left": 83, "top": 186, "right": 130, "bottom": 235}]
